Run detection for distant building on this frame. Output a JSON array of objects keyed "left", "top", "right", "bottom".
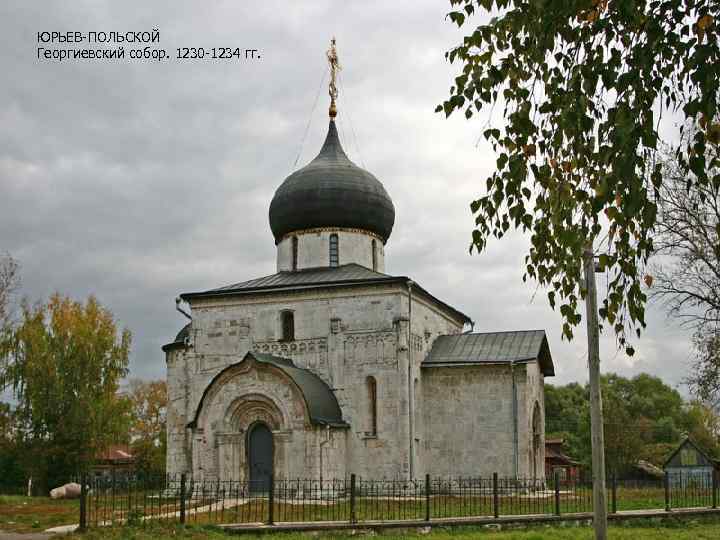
[
  {"left": 627, "top": 460, "right": 664, "bottom": 482},
  {"left": 663, "top": 437, "right": 719, "bottom": 486},
  {"left": 92, "top": 445, "right": 135, "bottom": 481},
  {"left": 544, "top": 438, "right": 580, "bottom": 483}
]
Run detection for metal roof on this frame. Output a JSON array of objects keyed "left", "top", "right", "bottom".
[
  {"left": 198, "top": 263, "right": 395, "bottom": 294},
  {"left": 423, "top": 330, "right": 555, "bottom": 376},
  {"left": 188, "top": 351, "right": 348, "bottom": 429},
  {"left": 161, "top": 322, "right": 191, "bottom": 352},
  {"left": 269, "top": 120, "right": 395, "bottom": 243},
  {"left": 179, "top": 263, "right": 471, "bottom": 324}
]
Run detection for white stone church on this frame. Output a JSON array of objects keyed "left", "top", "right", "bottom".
[{"left": 164, "top": 60, "right": 555, "bottom": 488}]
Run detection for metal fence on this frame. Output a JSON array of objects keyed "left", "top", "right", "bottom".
[{"left": 78, "top": 470, "right": 720, "bottom": 530}]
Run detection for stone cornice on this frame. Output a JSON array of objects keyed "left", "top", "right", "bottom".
[{"left": 278, "top": 227, "right": 385, "bottom": 244}]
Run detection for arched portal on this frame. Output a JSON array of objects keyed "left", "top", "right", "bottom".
[
  {"left": 248, "top": 423, "right": 274, "bottom": 493},
  {"left": 531, "top": 402, "right": 542, "bottom": 479}
]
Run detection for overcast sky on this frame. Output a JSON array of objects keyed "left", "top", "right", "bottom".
[{"left": 0, "top": 1, "right": 696, "bottom": 393}]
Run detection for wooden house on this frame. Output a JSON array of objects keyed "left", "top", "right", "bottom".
[
  {"left": 545, "top": 437, "right": 581, "bottom": 484},
  {"left": 663, "top": 437, "right": 719, "bottom": 486}
]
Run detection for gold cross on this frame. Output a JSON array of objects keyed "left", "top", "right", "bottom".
[{"left": 326, "top": 37, "right": 341, "bottom": 118}]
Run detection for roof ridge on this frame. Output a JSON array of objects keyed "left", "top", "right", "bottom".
[{"left": 441, "top": 329, "right": 545, "bottom": 337}]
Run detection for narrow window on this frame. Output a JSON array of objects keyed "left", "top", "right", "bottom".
[
  {"left": 371, "top": 239, "right": 377, "bottom": 271},
  {"left": 281, "top": 310, "right": 294, "bottom": 341},
  {"left": 367, "top": 376, "right": 378, "bottom": 436},
  {"left": 292, "top": 236, "right": 299, "bottom": 271},
  {"left": 329, "top": 234, "right": 339, "bottom": 267}
]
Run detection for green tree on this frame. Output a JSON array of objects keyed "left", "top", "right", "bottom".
[
  {"left": 127, "top": 379, "right": 167, "bottom": 476},
  {"left": 592, "top": 376, "right": 653, "bottom": 473},
  {"left": 544, "top": 382, "right": 587, "bottom": 458},
  {"left": 0, "top": 293, "right": 131, "bottom": 490},
  {"left": 440, "top": 0, "right": 720, "bottom": 354},
  {"left": 545, "top": 373, "right": 709, "bottom": 471},
  {"left": 680, "top": 400, "right": 720, "bottom": 458},
  {"left": 0, "top": 402, "right": 24, "bottom": 493}
]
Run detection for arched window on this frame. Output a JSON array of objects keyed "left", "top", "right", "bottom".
[
  {"left": 280, "top": 310, "right": 294, "bottom": 342},
  {"left": 367, "top": 376, "right": 378, "bottom": 436},
  {"left": 531, "top": 401, "right": 542, "bottom": 479},
  {"left": 292, "top": 236, "right": 299, "bottom": 271},
  {"left": 329, "top": 234, "right": 339, "bottom": 267},
  {"left": 371, "top": 239, "right": 377, "bottom": 271}
]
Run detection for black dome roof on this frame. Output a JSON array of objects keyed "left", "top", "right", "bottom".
[{"left": 269, "top": 121, "right": 395, "bottom": 243}]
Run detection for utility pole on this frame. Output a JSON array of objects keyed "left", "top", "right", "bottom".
[{"left": 584, "top": 245, "right": 607, "bottom": 540}]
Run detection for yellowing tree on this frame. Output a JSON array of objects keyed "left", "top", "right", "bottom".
[
  {"left": 128, "top": 379, "right": 167, "bottom": 476},
  {"left": 0, "top": 293, "right": 131, "bottom": 490}
]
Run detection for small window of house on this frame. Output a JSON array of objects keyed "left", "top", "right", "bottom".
[
  {"left": 292, "top": 236, "right": 299, "bottom": 271},
  {"left": 329, "top": 234, "right": 339, "bottom": 267},
  {"left": 280, "top": 311, "right": 294, "bottom": 342},
  {"left": 680, "top": 448, "right": 698, "bottom": 467},
  {"left": 371, "top": 239, "right": 377, "bottom": 271}
]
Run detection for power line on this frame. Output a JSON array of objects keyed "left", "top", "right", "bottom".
[
  {"left": 338, "top": 72, "right": 365, "bottom": 169},
  {"left": 292, "top": 65, "right": 328, "bottom": 171}
]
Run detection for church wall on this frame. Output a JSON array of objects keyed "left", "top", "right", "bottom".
[
  {"left": 515, "top": 360, "right": 545, "bottom": 479},
  {"left": 169, "top": 284, "right": 413, "bottom": 480},
  {"left": 166, "top": 347, "right": 192, "bottom": 476},
  {"left": 339, "top": 318, "right": 408, "bottom": 479},
  {"left": 402, "top": 292, "right": 466, "bottom": 478},
  {"left": 276, "top": 229, "right": 385, "bottom": 272},
  {"left": 420, "top": 365, "right": 518, "bottom": 478},
  {"left": 167, "top": 281, "right": 489, "bottom": 482}
]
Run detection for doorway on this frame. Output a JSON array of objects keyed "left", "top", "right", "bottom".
[{"left": 248, "top": 423, "right": 273, "bottom": 493}]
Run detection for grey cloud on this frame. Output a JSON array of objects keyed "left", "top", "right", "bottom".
[{"left": 0, "top": 1, "right": 694, "bottom": 390}]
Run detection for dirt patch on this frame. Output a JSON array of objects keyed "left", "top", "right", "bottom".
[
  {"left": 0, "top": 496, "right": 77, "bottom": 534},
  {"left": 0, "top": 532, "right": 55, "bottom": 540}
]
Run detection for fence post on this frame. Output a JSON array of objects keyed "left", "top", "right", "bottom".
[
  {"left": 425, "top": 473, "right": 431, "bottom": 522},
  {"left": 554, "top": 470, "right": 560, "bottom": 516},
  {"left": 349, "top": 474, "right": 357, "bottom": 524},
  {"left": 664, "top": 471, "right": 671, "bottom": 512},
  {"left": 180, "top": 473, "right": 186, "bottom": 525},
  {"left": 79, "top": 473, "right": 87, "bottom": 532},
  {"left": 267, "top": 473, "right": 275, "bottom": 525},
  {"left": 611, "top": 471, "right": 617, "bottom": 514},
  {"left": 713, "top": 469, "right": 718, "bottom": 509},
  {"left": 492, "top": 472, "right": 499, "bottom": 519},
  {"left": 111, "top": 467, "right": 116, "bottom": 525}
]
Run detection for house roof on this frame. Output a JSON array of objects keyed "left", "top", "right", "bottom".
[
  {"left": 162, "top": 323, "right": 191, "bottom": 352},
  {"left": 188, "top": 351, "right": 348, "bottom": 429},
  {"left": 178, "top": 263, "right": 471, "bottom": 324},
  {"left": 422, "top": 330, "right": 555, "bottom": 376},
  {"left": 544, "top": 438, "right": 579, "bottom": 465},
  {"left": 545, "top": 446, "right": 580, "bottom": 466},
  {"left": 663, "top": 436, "right": 720, "bottom": 468},
  {"left": 634, "top": 460, "right": 664, "bottom": 478},
  {"left": 545, "top": 437, "right": 565, "bottom": 445},
  {"left": 96, "top": 445, "right": 134, "bottom": 463}
]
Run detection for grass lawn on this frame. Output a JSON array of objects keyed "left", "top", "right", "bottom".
[
  {"left": 0, "top": 495, "right": 79, "bottom": 533},
  {"left": 2, "top": 489, "right": 718, "bottom": 537},
  {"left": 68, "top": 516, "right": 720, "bottom": 539},
  {"left": 82, "top": 484, "right": 715, "bottom": 526}
]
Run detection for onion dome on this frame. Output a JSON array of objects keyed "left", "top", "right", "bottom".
[{"left": 269, "top": 120, "right": 395, "bottom": 243}]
